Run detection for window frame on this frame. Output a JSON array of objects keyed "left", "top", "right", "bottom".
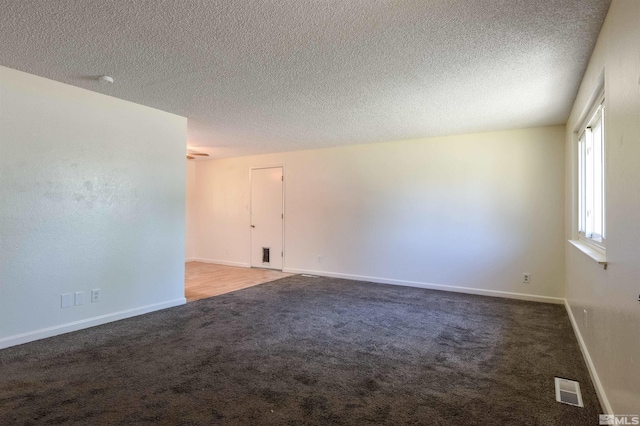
[{"left": 577, "top": 91, "right": 606, "bottom": 250}]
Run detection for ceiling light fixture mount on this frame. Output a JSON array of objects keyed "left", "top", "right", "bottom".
[{"left": 98, "top": 75, "right": 114, "bottom": 84}]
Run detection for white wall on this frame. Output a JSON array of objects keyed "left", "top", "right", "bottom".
[
  {"left": 564, "top": 0, "right": 640, "bottom": 413},
  {"left": 192, "top": 125, "right": 566, "bottom": 303},
  {"left": 185, "top": 160, "right": 196, "bottom": 261},
  {"left": 0, "top": 66, "right": 187, "bottom": 348}
]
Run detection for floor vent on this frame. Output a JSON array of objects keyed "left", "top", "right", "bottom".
[{"left": 555, "top": 377, "right": 583, "bottom": 407}]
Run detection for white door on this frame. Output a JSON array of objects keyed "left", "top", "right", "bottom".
[{"left": 250, "top": 167, "right": 283, "bottom": 270}]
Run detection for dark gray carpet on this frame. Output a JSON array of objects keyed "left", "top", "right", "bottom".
[{"left": 1, "top": 275, "right": 601, "bottom": 425}]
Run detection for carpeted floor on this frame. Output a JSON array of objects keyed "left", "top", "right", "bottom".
[{"left": 1, "top": 275, "right": 601, "bottom": 425}]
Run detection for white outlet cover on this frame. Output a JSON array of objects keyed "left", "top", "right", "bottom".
[
  {"left": 74, "top": 291, "right": 84, "bottom": 306},
  {"left": 61, "top": 293, "right": 72, "bottom": 308},
  {"left": 91, "top": 289, "right": 101, "bottom": 302}
]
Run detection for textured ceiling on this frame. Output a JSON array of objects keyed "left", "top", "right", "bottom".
[{"left": 1, "top": 0, "right": 610, "bottom": 158}]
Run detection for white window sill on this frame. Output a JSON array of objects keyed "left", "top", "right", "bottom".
[{"left": 569, "top": 239, "right": 607, "bottom": 269}]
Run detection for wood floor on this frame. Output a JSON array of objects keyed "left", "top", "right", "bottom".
[{"left": 184, "top": 261, "right": 293, "bottom": 302}]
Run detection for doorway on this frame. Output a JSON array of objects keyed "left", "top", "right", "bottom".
[{"left": 250, "top": 167, "right": 283, "bottom": 270}]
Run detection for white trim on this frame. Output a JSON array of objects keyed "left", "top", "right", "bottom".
[
  {"left": 192, "top": 258, "right": 250, "bottom": 268},
  {"left": 0, "top": 298, "right": 186, "bottom": 350},
  {"left": 576, "top": 88, "right": 606, "bottom": 247},
  {"left": 568, "top": 239, "right": 607, "bottom": 268},
  {"left": 564, "top": 299, "right": 612, "bottom": 414},
  {"left": 572, "top": 72, "right": 605, "bottom": 133},
  {"left": 185, "top": 258, "right": 197, "bottom": 263},
  {"left": 282, "top": 268, "right": 565, "bottom": 305}
]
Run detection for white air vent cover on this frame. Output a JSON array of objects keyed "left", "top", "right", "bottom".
[{"left": 555, "top": 377, "right": 583, "bottom": 407}]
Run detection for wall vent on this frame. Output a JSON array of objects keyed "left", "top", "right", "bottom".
[{"left": 555, "top": 377, "right": 583, "bottom": 407}]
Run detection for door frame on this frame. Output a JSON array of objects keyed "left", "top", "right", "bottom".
[{"left": 249, "top": 165, "right": 285, "bottom": 270}]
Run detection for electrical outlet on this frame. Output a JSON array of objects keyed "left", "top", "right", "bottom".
[
  {"left": 61, "top": 293, "right": 72, "bottom": 308},
  {"left": 91, "top": 289, "right": 101, "bottom": 303},
  {"left": 523, "top": 273, "right": 531, "bottom": 283},
  {"left": 583, "top": 309, "right": 588, "bottom": 328},
  {"left": 74, "top": 291, "right": 84, "bottom": 306},
  {"left": 317, "top": 255, "right": 322, "bottom": 264}
]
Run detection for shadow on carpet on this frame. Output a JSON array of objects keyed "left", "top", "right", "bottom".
[{"left": 0, "top": 275, "right": 601, "bottom": 425}]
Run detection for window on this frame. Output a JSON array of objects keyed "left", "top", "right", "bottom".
[{"left": 578, "top": 92, "right": 605, "bottom": 248}]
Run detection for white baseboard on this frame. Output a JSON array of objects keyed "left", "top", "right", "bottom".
[
  {"left": 0, "top": 298, "right": 186, "bottom": 350},
  {"left": 283, "top": 268, "right": 565, "bottom": 305},
  {"left": 192, "top": 258, "right": 250, "bottom": 268},
  {"left": 185, "top": 258, "right": 197, "bottom": 262},
  {"left": 564, "top": 300, "right": 612, "bottom": 414}
]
